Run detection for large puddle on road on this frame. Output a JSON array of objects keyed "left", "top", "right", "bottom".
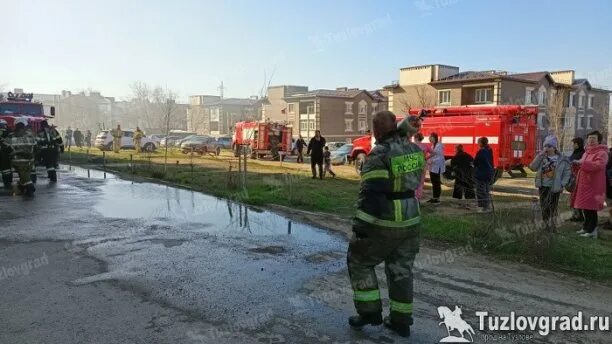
[{"left": 66, "top": 165, "right": 340, "bottom": 244}]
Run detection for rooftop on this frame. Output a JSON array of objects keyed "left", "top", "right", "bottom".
[{"left": 285, "top": 88, "right": 366, "bottom": 99}]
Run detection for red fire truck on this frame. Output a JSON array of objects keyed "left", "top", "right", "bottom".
[
  {"left": 0, "top": 92, "right": 55, "bottom": 132},
  {"left": 232, "top": 121, "right": 293, "bottom": 159},
  {"left": 351, "top": 105, "right": 538, "bottom": 180}
]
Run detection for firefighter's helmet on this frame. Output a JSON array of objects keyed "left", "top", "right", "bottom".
[{"left": 13, "top": 117, "right": 29, "bottom": 128}]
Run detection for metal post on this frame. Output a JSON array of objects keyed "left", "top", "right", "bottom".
[
  {"left": 287, "top": 221, "right": 292, "bottom": 235},
  {"left": 242, "top": 146, "right": 247, "bottom": 188},
  {"left": 190, "top": 147, "right": 194, "bottom": 182},
  {"left": 102, "top": 151, "right": 106, "bottom": 179},
  {"left": 130, "top": 154, "right": 134, "bottom": 174}
]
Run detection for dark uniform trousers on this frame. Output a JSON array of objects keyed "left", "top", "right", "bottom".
[
  {"left": 0, "top": 146, "right": 12, "bottom": 186},
  {"left": 348, "top": 220, "right": 419, "bottom": 326}
]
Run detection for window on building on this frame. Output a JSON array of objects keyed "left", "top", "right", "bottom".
[
  {"left": 300, "top": 120, "right": 308, "bottom": 131},
  {"left": 308, "top": 120, "right": 315, "bottom": 130},
  {"left": 586, "top": 115, "right": 593, "bottom": 129},
  {"left": 438, "top": 90, "right": 451, "bottom": 105},
  {"left": 372, "top": 103, "right": 378, "bottom": 113},
  {"left": 358, "top": 119, "right": 367, "bottom": 132},
  {"left": 588, "top": 95, "right": 594, "bottom": 109},
  {"left": 475, "top": 89, "right": 492, "bottom": 104},
  {"left": 345, "top": 119, "right": 353, "bottom": 132},
  {"left": 306, "top": 104, "right": 314, "bottom": 114},
  {"left": 577, "top": 114, "right": 584, "bottom": 129},
  {"left": 579, "top": 92, "right": 585, "bottom": 108},
  {"left": 563, "top": 114, "right": 573, "bottom": 129},
  {"left": 538, "top": 89, "right": 547, "bottom": 105},
  {"left": 568, "top": 92, "right": 575, "bottom": 107},
  {"left": 537, "top": 112, "right": 546, "bottom": 130},
  {"left": 359, "top": 102, "right": 367, "bottom": 114},
  {"left": 288, "top": 103, "right": 295, "bottom": 113},
  {"left": 525, "top": 88, "right": 534, "bottom": 104},
  {"left": 345, "top": 102, "right": 353, "bottom": 114}
]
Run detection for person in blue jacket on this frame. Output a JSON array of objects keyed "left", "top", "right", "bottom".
[{"left": 473, "top": 137, "right": 494, "bottom": 213}]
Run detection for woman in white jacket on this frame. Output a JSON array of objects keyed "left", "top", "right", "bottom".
[{"left": 427, "top": 132, "right": 445, "bottom": 204}]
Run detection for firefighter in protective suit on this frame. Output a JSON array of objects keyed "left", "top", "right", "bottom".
[
  {"left": 133, "top": 126, "right": 144, "bottom": 153},
  {"left": 37, "top": 120, "right": 63, "bottom": 182},
  {"left": 9, "top": 118, "right": 38, "bottom": 195},
  {"left": 111, "top": 124, "right": 123, "bottom": 153},
  {"left": 0, "top": 119, "right": 14, "bottom": 188},
  {"left": 347, "top": 111, "right": 424, "bottom": 338}
]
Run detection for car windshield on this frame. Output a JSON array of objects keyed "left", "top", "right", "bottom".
[
  {"left": 334, "top": 144, "right": 353, "bottom": 154},
  {"left": 0, "top": 103, "right": 44, "bottom": 116}
]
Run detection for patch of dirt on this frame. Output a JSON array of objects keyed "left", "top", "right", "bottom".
[
  {"left": 304, "top": 251, "right": 344, "bottom": 263},
  {"left": 248, "top": 245, "right": 286, "bottom": 255}
]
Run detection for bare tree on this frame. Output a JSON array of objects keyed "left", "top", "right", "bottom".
[
  {"left": 415, "top": 84, "right": 435, "bottom": 108},
  {"left": 159, "top": 89, "right": 178, "bottom": 173},
  {"left": 128, "top": 82, "right": 183, "bottom": 133},
  {"left": 547, "top": 86, "right": 571, "bottom": 152}
]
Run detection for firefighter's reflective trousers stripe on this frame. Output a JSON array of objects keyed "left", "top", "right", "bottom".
[{"left": 347, "top": 226, "right": 419, "bottom": 325}]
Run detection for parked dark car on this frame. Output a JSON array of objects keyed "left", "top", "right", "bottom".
[
  {"left": 180, "top": 136, "right": 221, "bottom": 155},
  {"left": 216, "top": 136, "right": 232, "bottom": 149}
]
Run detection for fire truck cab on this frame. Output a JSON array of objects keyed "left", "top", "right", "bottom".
[
  {"left": 0, "top": 92, "right": 54, "bottom": 133},
  {"left": 232, "top": 121, "right": 293, "bottom": 160}
]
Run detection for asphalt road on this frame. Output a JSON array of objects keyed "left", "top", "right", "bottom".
[{"left": 0, "top": 166, "right": 610, "bottom": 344}]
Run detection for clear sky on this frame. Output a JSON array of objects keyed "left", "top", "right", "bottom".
[{"left": 3, "top": 0, "right": 612, "bottom": 101}]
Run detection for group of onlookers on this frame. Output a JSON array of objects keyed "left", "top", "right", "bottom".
[
  {"left": 64, "top": 127, "right": 92, "bottom": 148},
  {"left": 415, "top": 133, "right": 495, "bottom": 213},
  {"left": 528, "top": 130, "right": 609, "bottom": 238},
  {"left": 294, "top": 130, "right": 336, "bottom": 179}
]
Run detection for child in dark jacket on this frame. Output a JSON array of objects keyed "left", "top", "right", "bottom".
[{"left": 323, "top": 146, "right": 335, "bottom": 178}]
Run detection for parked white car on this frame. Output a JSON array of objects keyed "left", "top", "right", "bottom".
[{"left": 94, "top": 130, "right": 157, "bottom": 152}]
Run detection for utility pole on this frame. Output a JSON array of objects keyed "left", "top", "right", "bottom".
[{"left": 217, "top": 81, "right": 225, "bottom": 99}]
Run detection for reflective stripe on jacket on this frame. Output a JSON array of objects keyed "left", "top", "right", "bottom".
[{"left": 356, "top": 131, "right": 424, "bottom": 230}]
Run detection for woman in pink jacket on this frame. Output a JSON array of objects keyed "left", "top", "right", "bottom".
[{"left": 572, "top": 130, "right": 609, "bottom": 239}]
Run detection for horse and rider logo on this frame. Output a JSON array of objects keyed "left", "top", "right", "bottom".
[{"left": 438, "top": 306, "right": 476, "bottom": 343}]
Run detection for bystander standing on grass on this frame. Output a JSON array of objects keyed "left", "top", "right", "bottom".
[
  {"left": 573, "top": 130, "right": 608, "bottom": 239},
  {"left": 528, "top": 135, "right": 571, "bottom": 232},
  {"left": 474, "top": 137, "right": 494, "bottom": 213}
]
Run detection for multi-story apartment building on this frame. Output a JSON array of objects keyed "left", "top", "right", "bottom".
[
  {"left": 260, "top": 85, "right": 308, "bottom": 123},
  {"left": 385, "top": 64, "right": 611, "bottom": 150},
  {"left": 204, "top": 98, "right": 259, "bottom": 136},
  {"left": 187, "top": 95, "right": 221, "bottom": 134},
  {"left": 283, "top": 87, "right": 386, "bottom": 142}
]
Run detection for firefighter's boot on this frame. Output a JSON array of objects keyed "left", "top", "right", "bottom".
[
  {"left": 383, "top": 316, "right": 410, "bottom": 338},
  {"left": 348, "top": 313, "right": 383, "bottom": 329},
  {"left": 2, "top": 171, "right": 12, "bottom": 188},
  {"left": 24, "top": 182, "right": 36, "bottom": 196},
  {"left": 48, "top": 169, "right": 57, "bottom": 183},
  {"left": 30, "top": 168, "right": 37, "bottom": 184}
]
